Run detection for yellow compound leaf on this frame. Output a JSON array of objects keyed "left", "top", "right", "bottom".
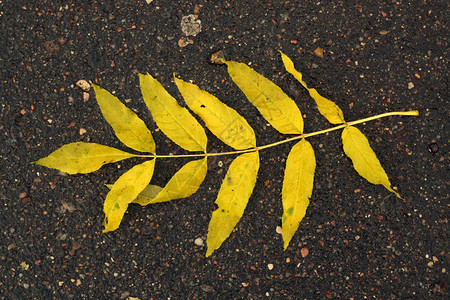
[
  {"left": 91, "top": 83, "right": 156, "bottom": 153},
  {"left": 139, "top": 73, "right": 207, "bottom": 152},
  {"left": 279, "top": 51, "right": 345, "bottom": 124},
  {"left": 105, "top": 184, "right": 163, "bottom": 206},
  {"left": 103, "top": 159, "right": 156, "bottom": 232},
  {"left": 33, "top": 142, "right": 137, "bottom": 174},
  {"left": 206, "top": 151, "right": 260, "bottom": 257},
  {"left": 175, "top": 77, "right": 256, "bottom": 150},
  {"left": 281, "top": 139, "right": 316, "bottom": 250},
  {"left": 223, "top": 60, "right": 303, "bottom": 134},
  {"left": 139, "top": 158, "right": 208, "bottom": 205},
  {"left": 342, "top": 126, "right": 401, "bottom": 198}
]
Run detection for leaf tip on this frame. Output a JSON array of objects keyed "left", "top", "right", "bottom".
[
  {"left": 281, "top": 227, "right": 293, "bottom": 251},
  {"left": 102, "top": 219, "right": 112, "bottom": 233},
  {"left": 384, "top": 183, "right": 402, "bottom": 199},
  {"left": 103, "top": 215, "right": 120, "bottom": 233},
  {"left": 89, "top": 81, "right": 97, "bottom": 90},
  {"left": 173, "top": 74, "right": 182, "bottom": 84},
  {"left": 389, "top": 187, "right": 402, "bottom": 199}
]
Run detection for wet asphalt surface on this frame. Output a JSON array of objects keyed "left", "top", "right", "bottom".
[{"left": 0, "top": 0, "right": 448, "bottom": 299}]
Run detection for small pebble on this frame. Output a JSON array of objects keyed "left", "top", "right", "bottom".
[
  {"left": 276, "top": 226, "right": 282, "bottom": 234},
  {"left": 178, "top": 37, "right": 193, "bottom": 47},
  {"left": 56, "top": 233, "right": 67, "bottom": 241},
  {"left": 76, "top": 80, "right": 90, "bottom": 92},
  {"left": 181, "top": 14, "right": 201, "bottom": 37},
  {"left": 408, "top": 82, "right": 414, "bottom": 89},
  {"left": 267, "top": 263, "right": 274, "bottom": 270},
  {"left": 7, "top": 244, "right": 18, "bottom": 251},
  {"left": 301, "top": 247, "right": 309, "bottom": 257},
  {"left": 314, "top": 47, "right": 324, "bottom": 58},
  {"left": 194, "top": 237, "right": 204, "bottom": 246}
]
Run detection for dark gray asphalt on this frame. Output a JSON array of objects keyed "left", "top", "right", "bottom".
[{"left": 0, "top": 0, "right": 448, "bottom": 298}]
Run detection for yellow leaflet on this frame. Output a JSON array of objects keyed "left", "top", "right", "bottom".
[
  {"left": 175, "top": 77, "right": 256, "bottom": 150},
  {"left": 33, "top": 142, "right": 136, "bottom": 174},
  {"left": 105, "top": 184, "right": 163, "bottom": 206},
  {"left": 103, "top": 159, "right": 156, "bottom": 232},
  {"left": 132, "top": 185, "right": 163, "bottom": 206},
  {"left": 92, "top": 84, "right": 155, "bottom": 153},
  {"left": 105, "top": 159, "right": 206, "bottom": 205},
  {"left": 342, "top": 126, "right": 401, "bottom": 198},
  {"left": 281, "top": 139, "right": 316, "bottom": 250},
  {"left": 139, "top": 158, "right": 207, "bottom": 205},
  {"left": 139, "top": 74, "right": 207, "bottom": 152},
  {"left": 279, "top": 51, "right": 345, "bottom": 124},
  {"left": 223, "top": 60, "right": 303, "bottom": 134},
  {"left": 206, "top": 151, "right": 260, "bottom": 257}
]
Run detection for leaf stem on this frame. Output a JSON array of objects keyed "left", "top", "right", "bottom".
[{"left": 139, "top": 110, "right": 418, "bottom": 159}]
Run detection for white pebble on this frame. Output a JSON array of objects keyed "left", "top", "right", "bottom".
[
  {"left": 267, "top": 264, "right": 274, "bottom": 270},
  {"left": 276, "top": 226, "right": 282, "bottom": 234},
  {"left": 194, "top": 237, "right": 204, "bottom": 246},
  {"left": 76, "top": 80, "right": 91, "bottom": 92}
]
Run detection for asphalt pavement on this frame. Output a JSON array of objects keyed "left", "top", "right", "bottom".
[{"left": 0, "top": 0, "right": 448, "bottom": 298}]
